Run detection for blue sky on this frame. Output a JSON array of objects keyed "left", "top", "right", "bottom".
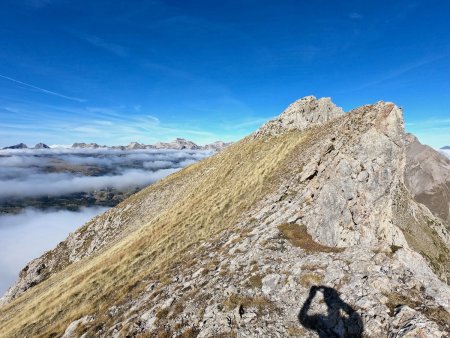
[{"left": 0, "top": 0, "right": 449, "bottom": 147}]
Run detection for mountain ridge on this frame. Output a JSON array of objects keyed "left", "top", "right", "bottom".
[
  {"left": 71, "top": 138, "right": 232, "bottom": 151},
  {"left": 1, "top": 96, "right": 449, "bottom": 337},
  {"left": 1, "top": 139, "right": 232, "bottom": 151}
]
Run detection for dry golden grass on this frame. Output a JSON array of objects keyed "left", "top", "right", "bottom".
[
  {"left": 223, "top": 294, "right": 274, "bottom": 313},
  {"left": 0, "top": 130, "right": 313, "bottom": 337},
  {"left": 299, "top": 273, "right": 324, "bottom": 288},
  {"left": 385, "top": 292, "right": 450, "bottom": 331},
  {"left": 247, "top": 274, "right": 263, "bottom": 289},
  {"left": 277, "top": 223, "right": 344, "bottom": 253}
]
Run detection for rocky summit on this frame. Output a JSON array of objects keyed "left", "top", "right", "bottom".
[{"left": 1, "top": 96, "right": 450, "bottom": 337}]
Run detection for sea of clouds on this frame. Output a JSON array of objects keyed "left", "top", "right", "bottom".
[
  {"left": 0, "top": 148, "right": 213, "bottom": 293},
  {"left": 0, "top": 148, "right": 212, "bottom": 198},
  {"left": 0, "top": 206, "right": 109, "bottom": 294}
]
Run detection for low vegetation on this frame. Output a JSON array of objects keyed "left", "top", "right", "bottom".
[{"left": 277, "top": 223, "right": 344, "bottom": 253}]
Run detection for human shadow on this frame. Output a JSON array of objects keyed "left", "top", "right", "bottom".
[{"left": 298, "top": 285, "right": 363, "bottom": 338}]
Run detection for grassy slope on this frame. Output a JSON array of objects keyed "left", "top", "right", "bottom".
[{"left": 0, "top": 130, "right": 311, "bottom": 337}]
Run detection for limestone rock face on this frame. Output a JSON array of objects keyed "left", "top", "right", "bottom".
[
  {"left": 1, "top": 96, "right": 450, "bottom": 337},
  {"left": 254, "top": 101, "right": 408, "bottom": 249},
  {"left": 255, "top": 95, "right": 344, "bottom": 137}
]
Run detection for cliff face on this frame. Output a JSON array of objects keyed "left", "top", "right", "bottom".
[{"left": 1, "top": 97, "right": 450, "bottom": 337}]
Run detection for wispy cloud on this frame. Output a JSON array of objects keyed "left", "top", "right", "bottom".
[
  {"left": 221, "top": 117, "right": 271, "bottom": 130},
  {"left": 0, "top": 102, "right": 224, "bottom": 146},
  {"left": 0, "top": 74, "right": 85, "bottom": 102},
  {"left": 341, "top": 54, "right": 450, "bottom": 93},
  {"left": 78, "top": 34, "right": 129, "bottom": 57},
  {"left": 405, "top": 118, "right": 450, "bottom": 127},
  {"left": 406, "top": 117, "right": 450, "bottom": 148},
  {"left": 349, "top": 12, "right": 363, "bottom": 20}
]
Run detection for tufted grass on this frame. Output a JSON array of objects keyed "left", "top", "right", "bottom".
[{"left": 278, "top": 223, "right": 344, "bottom": 253}]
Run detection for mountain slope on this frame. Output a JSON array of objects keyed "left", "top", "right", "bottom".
[
  {"left": 1, "top": 97, "right": 450, "bottom": 337},
  {"left": 405, "top": 134, "right": 450, "bottom": 227}
]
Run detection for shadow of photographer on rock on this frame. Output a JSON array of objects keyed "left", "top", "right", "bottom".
[{"left": 299, "top": 285, "right": 364, "bottom": 338}]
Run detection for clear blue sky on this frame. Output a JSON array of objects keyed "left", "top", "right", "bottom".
[{"left": 0, "top": 0, "right": 449, "bottom": 147}]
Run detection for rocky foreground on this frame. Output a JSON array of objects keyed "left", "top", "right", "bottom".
[{"left": 1, "top": 96, "right": 449, "bottom": 337}]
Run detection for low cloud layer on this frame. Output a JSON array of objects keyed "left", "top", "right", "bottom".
[
  {"left": 0, "top": 148, "right": 213, "bottom": 294},
  {"left": 440, "top": 149, "right": 450, "bottom": 158},
  {"left": 0, "top": 206, "right": 108, "bottom": 294},
  {"left": 0, "top": 148, "right": 212, "bottom": 199},
  {"left": 0, "top": 168, "right": 179, "bottom": 198}
]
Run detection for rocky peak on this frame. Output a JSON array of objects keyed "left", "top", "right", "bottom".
[
  {"left": 155, "top": 138, "right": 200, "bottom": 150},
  {"left": 2, "top": 143, "right": 28, "bottom": 150},
  {"left": 34, "top": 143, "right": 50, "bottom": 149},
  {"left": 203, "top": 140, "right": 233, "bottom": 151},
  {"left": 255, "top": 95, "right": 344, "bottom": 137},
  {"left": 126, "top": 142, "right": 146, "bottom": 150},
  {"left": 71, "top": 142, "right": 105, "bottom": 149}
]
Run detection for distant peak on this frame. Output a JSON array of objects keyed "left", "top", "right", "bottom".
[
  {"left": 2, "top": 143, "right": 28, "bottom": 150},
  {"left": 255, "top": 96, "right": 344, "bottom": 137},
  {"left": 34, "top": 143, "right": 50, "bottom": 149}
]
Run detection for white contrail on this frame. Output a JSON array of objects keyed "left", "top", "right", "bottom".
[{"left": 0, "top": 74, "right": 85, "bottom": 103}]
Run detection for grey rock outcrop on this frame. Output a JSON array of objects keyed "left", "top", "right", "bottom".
[{"left": 254, "top": 95, "right": 344, "bottom": 137}]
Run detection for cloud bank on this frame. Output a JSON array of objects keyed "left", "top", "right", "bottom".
[
  {"left": 0, "top": 206, "right": 109, "bottom": 294},
  {"left": 0, "top": 148, "right": 212, "bottom": 199},
  {"left": 440, "top": 149, "right": 450, "bottom": 158},
  {"left": 0, "top": 148, "right": 213, "bottom": 294}
]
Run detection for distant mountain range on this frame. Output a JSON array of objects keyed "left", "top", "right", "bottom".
[
  {"left": 1, "top": 143, "right": 50, "bottom": 150},
  {"left": 441, "top": 146, "right": 450, "bottom": 150},
  {"left": 2, "top": 138, "right": 232, "bottom": 151}
]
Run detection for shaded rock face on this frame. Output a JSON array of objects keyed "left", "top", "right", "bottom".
[
  {"left": 405, "top": 133, "right": 450, "bottom": 226},
  {"left": 1, "top": 97, "right": 450, "bottom": 337}
]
